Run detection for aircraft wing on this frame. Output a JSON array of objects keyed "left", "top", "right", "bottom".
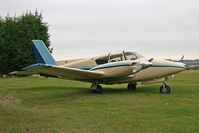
[{"left": 11, "top": 63, "right": 105, "bottom": 80}]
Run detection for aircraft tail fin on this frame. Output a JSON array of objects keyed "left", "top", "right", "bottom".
[{"left": 32, "top": 40, "right": 57, "bottom": 65}]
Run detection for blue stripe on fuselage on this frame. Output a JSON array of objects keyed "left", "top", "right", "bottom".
[
  {"left": 71, "top": 61, "right": 133, "bottom": 70},
  {"left": 72, "top": 63, "right": 184, "bottom": 71},
  {"left": 74, "top": 66, "right": 94, "bottom": 70},
  {"left": 90, "top": 61, "right": 133, "bottom": 70},
  {"left": 151, "top": 64, "right": 185, "bottom": 68}
]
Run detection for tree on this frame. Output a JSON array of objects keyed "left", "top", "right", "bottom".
[{"left": 0, "top": 11, "right": 51, "bottom": 75}]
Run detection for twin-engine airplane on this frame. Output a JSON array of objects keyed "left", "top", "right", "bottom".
[{"left": 11, "top": 40, "right": 186, "bottom": 94}]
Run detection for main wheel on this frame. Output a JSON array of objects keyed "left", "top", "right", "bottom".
[
  {"left": 93, "top": 85, "right": 103, "bottom": 94},
  {"left": 127, "top": 83, "right": 137, "bottom": 90},
  {"left": 159, "top": 84, "right": 171, "bottom": 94}
]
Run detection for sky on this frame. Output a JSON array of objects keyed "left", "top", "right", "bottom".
[{"left": 0, "top": 0, "right": 199, "bottom": 60}]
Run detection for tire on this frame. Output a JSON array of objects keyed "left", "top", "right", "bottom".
[
  {"left": 160, "top": 85, "right": 171, "bottom": 94},
  {"left": 127, "top": 83, "right": 137, "bottom": 90}
]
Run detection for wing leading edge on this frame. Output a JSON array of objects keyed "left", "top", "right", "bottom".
[{"left": 12, "top": 63, "right": 105, "bottom": 81}]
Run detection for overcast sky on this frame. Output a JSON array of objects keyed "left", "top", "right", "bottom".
[{"left": 0, "top": 0, "right": 199, "bottom": 60}]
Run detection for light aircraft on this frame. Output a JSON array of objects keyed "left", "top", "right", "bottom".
[{"left": 11, "top": 40, "right": 186, "bottom": 94}]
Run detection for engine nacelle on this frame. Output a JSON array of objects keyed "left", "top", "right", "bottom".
[{"left": 91, "top": 61, "right": 135, "bottom": 78}]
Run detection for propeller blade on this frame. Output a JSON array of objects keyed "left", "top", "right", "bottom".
[
  {"left": 148, "top": 58, "right": 154, "bottom": 62},
  {"left": 180, "top": 55, "right": 184, "bottom": 61},
  {"left": 133, "top": 65, "right": 143, "bottom": 73}
]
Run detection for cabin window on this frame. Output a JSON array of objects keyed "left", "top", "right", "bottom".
[
  {"left": 95, "top": 51, "right": 144, "bottom": 65},
  {"left": 124, "top": 52, "right": 144, "bottom": 60},
  {"left": 95, "top": 56, "right": 108, "bottom": 65},
  {"left": 126, "top": 54, "right": 137, "bottom": 60},
  {"left": 110, "top": 54, "right": 123, "bottom": 62}
]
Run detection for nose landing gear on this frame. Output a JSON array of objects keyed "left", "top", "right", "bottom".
[
  {"left": 90, "top": 82, "right": 103, "bottom": 94},
  {"left": 160, "top": 82, "right": 171, "bottom": 94}
]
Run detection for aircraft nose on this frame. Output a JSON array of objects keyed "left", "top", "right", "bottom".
[
  {"left": 171, "top": 62, "right": 186, "bottom": 73},
  {"left": 174, "top": 62, "right": 186, "bottom": 69}
]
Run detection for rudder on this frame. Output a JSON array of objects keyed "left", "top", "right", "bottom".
[{"left": 32, "top": 40, "right": 57, "bottom": 65}]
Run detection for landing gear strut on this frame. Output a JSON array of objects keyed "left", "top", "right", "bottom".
[
  {"left": 93, "top": 85, "right": 103, "bottom": 93},
  {"left": 160, "top": 82, "right": 171, "bottom": 94},
  {"left": 127, "top": 83, "right": 137, "bottom": 90},
  {"left": 90, "top": 82, "right": 103, "bottom": 94}
]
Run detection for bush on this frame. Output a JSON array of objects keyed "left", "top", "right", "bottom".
[{"left": 0, "top": 11, "right": 51, "bottom": 75}]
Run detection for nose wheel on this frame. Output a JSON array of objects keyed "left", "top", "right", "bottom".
[{"left": 160, "top": 83, "right": 171, "bottom": 94}]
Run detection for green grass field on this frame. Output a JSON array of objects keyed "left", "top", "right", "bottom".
[{"left": 0, "top": 70, "right": 199, "bottom": 133}]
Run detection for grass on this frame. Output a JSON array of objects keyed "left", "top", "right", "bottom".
[{"left": 0, "top": 70, "right": 199, "bottom": 133}]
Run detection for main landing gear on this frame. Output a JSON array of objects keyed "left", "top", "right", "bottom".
[
  {"left": 127, "top": 83, "right": 137, "bottom": 90},
  {"left": 90, "top": 82, "right": 103, "bottom": 94},
  {"left": 159, "top": 82, "right": 171, "bottom": 94},
  {"left": 90, "top": 82, "right": 171, "bottom": 94}
]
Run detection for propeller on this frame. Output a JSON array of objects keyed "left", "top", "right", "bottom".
[
  {"left": 180, "top": 55, "right": 184, "bottom": 61},
  {"left": 132, "top": 58, "right": 153, "bottom": 74}
]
